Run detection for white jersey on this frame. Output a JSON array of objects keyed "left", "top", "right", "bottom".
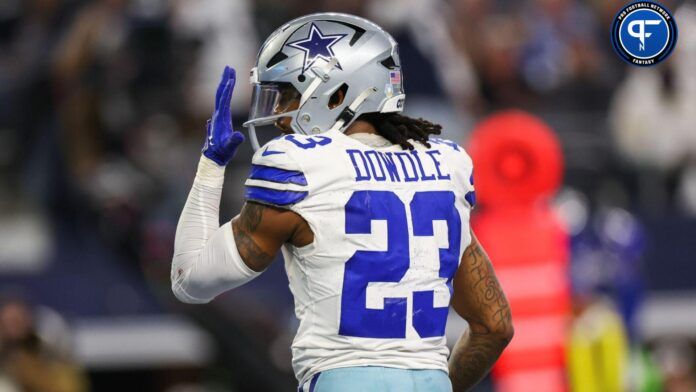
[{"left": 244, "top": 129, "right": 475, "bottom": 384}]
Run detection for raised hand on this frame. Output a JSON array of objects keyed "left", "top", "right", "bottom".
[{"left": 202, "top": 66, "right": 245, "bottom": 166}]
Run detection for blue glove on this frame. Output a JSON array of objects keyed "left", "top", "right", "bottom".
[{"left": 202, "top": 66, "right": 245, "bottom": 166}]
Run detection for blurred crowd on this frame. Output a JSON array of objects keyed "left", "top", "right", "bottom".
[
  {"left": 1, "top": 0, "right": 696, "bottom": 391},
  {"left": 2, "top": 0, "right": 696, "bottom": 268},
  {"left": 0, "top": 299, "right": 87, "bottom": 392}
]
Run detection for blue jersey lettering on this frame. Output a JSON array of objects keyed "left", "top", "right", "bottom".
[{"left": 346, "top": 148, "right": 450, "bottom": 184}]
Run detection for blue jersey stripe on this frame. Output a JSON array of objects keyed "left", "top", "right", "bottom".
[
  {"left": 465, "top": 190, "right": 476, "bottom": 207},
  {"left": 308, "top": 372, "right": 320, "bottom": 392},
  {"left": 245, "top": 186, "right": 308, "bottom": 206},
  {"left": 249, "top": 164, "right": 308, "bottom": 186}
]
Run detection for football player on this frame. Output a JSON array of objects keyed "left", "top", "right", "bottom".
[{"left": 172, "top": 13, "right": 513, "bottom": 392}]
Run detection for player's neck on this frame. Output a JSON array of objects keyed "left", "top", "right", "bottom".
[{"left": 344, "top": 119, "right": 377, "bottom": 136}]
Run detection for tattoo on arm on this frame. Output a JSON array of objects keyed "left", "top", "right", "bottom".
[
  {"left": 464, "top": 244, "right": 512, "bottom": 335},
  {"left": 450, "top": 335, "right": 506, "bottom": 392},
  {"left": 232, "top": 202, "right": 274, "bottom": 272},
  {"left": 449, "top": 240, "right": 513, "bottom": 392}
]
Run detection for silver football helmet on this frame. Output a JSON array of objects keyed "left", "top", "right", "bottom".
[{"left": 243, "top": 13, "right": 405, "bottom": 150}]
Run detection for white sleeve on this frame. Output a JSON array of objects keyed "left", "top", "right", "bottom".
[{"left": 171, "top": 156, "right": 261, "bottom": 304}]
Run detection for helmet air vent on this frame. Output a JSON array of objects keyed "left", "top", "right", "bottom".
[
  {"left": 380, "top": 56, "right": 397, "bottom": 69},
  {"left": 266, "top": 51, "right": 289, "bottom": 68},
  {"left": 329, "top": 20, "right": 366, "bottom": 46}
]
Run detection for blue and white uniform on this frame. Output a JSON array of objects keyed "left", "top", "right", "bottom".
[{"left": 244, "top": 130, "right": 475, "bottom": 389}]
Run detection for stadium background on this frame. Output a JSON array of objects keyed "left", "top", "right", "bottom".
[{"left": 0, "top": 0, "right": 695, "bottom": 390}]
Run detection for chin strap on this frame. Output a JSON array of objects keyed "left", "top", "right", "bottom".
[{"left": 328, "top": 87, "right": 378, "bottom": 133}]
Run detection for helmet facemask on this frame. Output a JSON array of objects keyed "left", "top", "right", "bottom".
[{"left": 247, "top": 82, "right": 301, "bottom": 134}]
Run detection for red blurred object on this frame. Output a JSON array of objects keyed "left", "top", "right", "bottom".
[
  {"left": 467, "top": 110, "right": 570, "bottom": 392},
  {"left": 467, "top": 110, "right": 564, "bottom": 207}
]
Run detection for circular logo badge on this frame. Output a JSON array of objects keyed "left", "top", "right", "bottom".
[{"left": 611, "top": 1, "right": 678, "bottom": 66}]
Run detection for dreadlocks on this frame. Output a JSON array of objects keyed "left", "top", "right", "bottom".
[{"left": 357, "top": 113, "right": 443, "bottom": 150}]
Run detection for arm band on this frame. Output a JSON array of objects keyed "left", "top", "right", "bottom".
[{"left": 171, "top": 157, "right": 261, "bottom": 304}]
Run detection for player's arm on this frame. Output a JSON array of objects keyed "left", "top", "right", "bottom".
[
  {"left": 171, "top": 66, "right": 258, "bottom": 304},
  {"left": 448, "top": 230, "right": 514, "bottom": 391},
  {"left": 231, "top": 201, "right": 311, "bottom": 272},
  {"left": 171, "top": 66, "right": 311, "bottom": 303}
]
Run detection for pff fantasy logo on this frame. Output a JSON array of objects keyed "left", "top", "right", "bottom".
[{"left": 611, "top": 1, "right": 678, "bottom": 66}]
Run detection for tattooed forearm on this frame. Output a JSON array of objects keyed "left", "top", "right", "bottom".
[
  {"left": 449, "top": 238, "right": 513, "bottom": 391},
  {"left": 464, "top": 244, "right": 512, "bottom": 335},
  {"left": 232, "top": 202, "right": 274, "bottom": 272},
  {"left": 449, "top": 330, "right": 511, "bottom": 391}
]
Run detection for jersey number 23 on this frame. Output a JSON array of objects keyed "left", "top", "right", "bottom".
[{"left": 338, "top": 190, "right": 461, "bottom": 339}]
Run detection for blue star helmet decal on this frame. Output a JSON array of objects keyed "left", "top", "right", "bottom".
[{"left": 287, "top": 23, "right": 347, "bottom": 74}]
